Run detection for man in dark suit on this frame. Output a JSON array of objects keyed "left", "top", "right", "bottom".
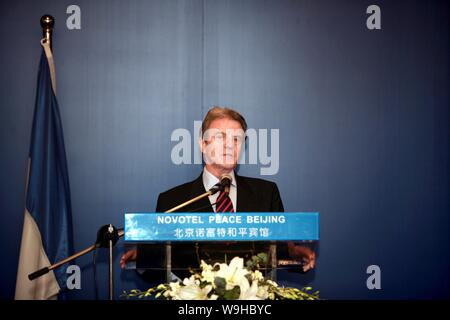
[{"left": 120, "top": 106, "right": 316, "bottom": 279}]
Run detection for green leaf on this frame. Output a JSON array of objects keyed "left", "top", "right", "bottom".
[
  {"left": 257, "top": 252, "right": 268, "bottom": 264},
  {"left": 214, "top": 277, "right": 226, "bottom": 289},
  {"left": 223, "top": 286, "right": 241, "bottom": 300}
]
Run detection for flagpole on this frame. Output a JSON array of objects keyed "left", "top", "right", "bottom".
[{"left": 40, "top": 15, "right": 54, "bottom": 51}]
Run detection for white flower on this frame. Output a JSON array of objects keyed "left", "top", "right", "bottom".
[
  {"left": 200, "top": 260, "right": 213, "bottom": 272},
  {"left": 171, "top": 262, "right": 279, "bottom": 300},
  {"left": 201, "top": 270, "right": 215, "bottom": 284},
  {"left": 266, "top": 279, "right": 278, "bottom": 287},
  {"left": 256, "top": 285, "right": 269, "bottom": 300},
  {"left": 183, "top": 276, "right": 200, "bottom": 287},
  {"left": 215, "top": 257, "right": 249, "bottom": 290},
  {"left": 164, "top": 281, "right": 182, "bottom": 298},
  {"left": 176, "top": 284, "right": 213, "bottom": 300},
  {"left": 239, "top": 278, "right": 262, "bottom": 300},
  {"left": 126, "top": 255, "right": 319, "bottom": 300},
  {"left": 251, "top": 270, "right": 264, "bottom": 281},
  {"left": 169, "top": 282, "right": 181, "bottom": 291},
  {"left": 167, "top": 277, "right": 213, "bottom": 300},
  {"left": 200, "top": 263, "right": 216, "bottom": 284}
]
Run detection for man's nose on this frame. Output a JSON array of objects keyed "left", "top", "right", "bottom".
[
  {"left": 225, "top": 136, "right": 235, "bottom": 148},
  {"left": 224, "top": 141, "right": 234, "bottom": 150}
]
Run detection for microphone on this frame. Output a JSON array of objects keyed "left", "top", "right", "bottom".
[
  {"left": 208, "top": 174, "right": 232, "bottom": 195},
  {"left": 95, "top": 224, "right": 120, "bottom": 248},
  {"left": 220, "top": 174, "right": 232, "bottom": 193}
]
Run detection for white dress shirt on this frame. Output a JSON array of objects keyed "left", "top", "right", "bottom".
[{"left": 202, "top": 167, "right": 237, "bottom": 212}]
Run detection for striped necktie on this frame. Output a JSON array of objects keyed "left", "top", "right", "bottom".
[{"left": 215, "top": 191, "right": 234, "bottom": 213}]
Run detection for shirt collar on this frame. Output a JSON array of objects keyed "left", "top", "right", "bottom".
[{"left": 202, "top": 167, "right": 236, "bottom": 192}]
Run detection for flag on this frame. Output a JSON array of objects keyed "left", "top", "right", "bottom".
[{"left": 15, "top": 40, "right": 74, "bottom": 300}]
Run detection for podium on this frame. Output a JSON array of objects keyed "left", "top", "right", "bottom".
[{"left": 123, "top": 212, "right": 319, "bottom": 282}]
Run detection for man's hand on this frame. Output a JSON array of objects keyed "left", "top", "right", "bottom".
[
  {"left": 120, "top": 248, "right": 137, "bottom": 269},
  {"left": 287, "top": 242, "right": 316, "bottom": 272}
]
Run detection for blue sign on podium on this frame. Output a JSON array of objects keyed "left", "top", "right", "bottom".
[{"left": 124, "top": 212, "right": 319, "bottom": 242}]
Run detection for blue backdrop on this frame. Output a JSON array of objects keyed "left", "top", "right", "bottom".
[{"left": 0, "top": 0, "right": 449, "bottom": 299}]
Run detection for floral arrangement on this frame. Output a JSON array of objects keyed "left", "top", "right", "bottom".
[{"left": 124, "top": 254, "right": 319, "bottom": 300}]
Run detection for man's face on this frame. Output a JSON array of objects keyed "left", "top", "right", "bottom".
[{"left": 201, "top": 118, "right": 245, "bottom": 171}]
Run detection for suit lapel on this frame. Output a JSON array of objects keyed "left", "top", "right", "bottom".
[
  {"left": 189, "top": 173, "right": 214, "bottom": 212},
  {"left": 236, "top": 174, "right": 255, "bottom": 212}
]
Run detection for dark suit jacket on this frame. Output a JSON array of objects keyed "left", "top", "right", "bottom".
[
  {"left": 137, "top": 172, "right": 285, "bottom": 282},
  {"left": 156, "top": 173, "right": 284, "bottom": 213}
]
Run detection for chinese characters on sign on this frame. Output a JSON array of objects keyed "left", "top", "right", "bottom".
[
  {"left": 173, "top": 227, "right": 270, "bottom": 239},
  {"left": 124, "top": 212, "right": 319, "bottom": 242}
]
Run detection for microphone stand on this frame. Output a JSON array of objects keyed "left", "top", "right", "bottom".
[
  {"left": 28, "top": 225, "right": 124, "bottom": 300},
  {"left": 164, "top": 187, "right": 220, "bottom": 213},
  {"left": 27, "top": 181, "right": 226, "bottom": 297},
  {"left": 95, "top": 224, "right": 121, "bottom": 300}
]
